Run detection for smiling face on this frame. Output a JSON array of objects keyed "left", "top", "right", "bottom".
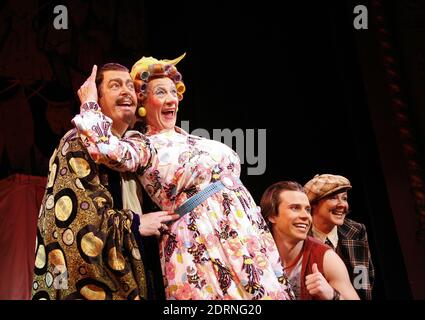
[
  {"left": 144, "top": 77, "right": 179, "bottom": 131},
  {"left": 312, "top": 191, "right": 349, "bottom": 232},
  {"left": 268, "top": 190, "right": 312, "bottom": 244},
  {"left": 98, "top": 70, "right": 137, "bottom": 135}
]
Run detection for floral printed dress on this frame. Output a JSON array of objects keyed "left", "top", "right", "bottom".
[{"left": 73, "top": 102, "right": 294, "bottom": 300}]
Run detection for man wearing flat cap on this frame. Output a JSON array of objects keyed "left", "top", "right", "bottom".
[{"left": 304, "top": 174, "right": 375, "bottom": 300}]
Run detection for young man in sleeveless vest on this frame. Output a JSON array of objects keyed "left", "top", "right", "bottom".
[{"left": 260, "top": 181, "right": 359, "bottom": 300}]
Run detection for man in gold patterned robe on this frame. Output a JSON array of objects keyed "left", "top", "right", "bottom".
[{"left": 31, "top": 63, "right": 177, "bottom": 300}]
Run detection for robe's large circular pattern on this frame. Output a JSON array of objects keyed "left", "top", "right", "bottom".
[
  {"left": 68, "top": 157, "right": 91, "bottom": 179},
  {"left": 81, "top": 232, "right": 103, "bottom": 257},
  {"left": 34, "top": 230, "right": 48, "bottom": 276},
  {"left": 77, "top": 225, "right": 106, "bottom": 264},
  {"left": 54, "top": 188, "right": 78, "bottom": 228},
  {"left": 75, "top": 278, "right": 112, "bottom": 300},
  {"left": 55, "top": 196, "right": 72, "bottom": 221}
]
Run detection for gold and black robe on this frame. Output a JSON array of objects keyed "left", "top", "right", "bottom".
[{"left": 32, "top": 129, "right": 147, "bottom": 300}]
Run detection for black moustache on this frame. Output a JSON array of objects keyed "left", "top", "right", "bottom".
[{"left": 116, "top": 96, "right": 135, "bottom": 105}]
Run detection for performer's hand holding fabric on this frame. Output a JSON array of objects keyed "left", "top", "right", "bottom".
[{"left": 138, "top": 211, "right": 180, "bottom": 237}]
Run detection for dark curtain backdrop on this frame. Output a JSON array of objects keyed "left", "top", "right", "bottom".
[{"left": 1, "top": 0, "right": 424, "bottom": 299}]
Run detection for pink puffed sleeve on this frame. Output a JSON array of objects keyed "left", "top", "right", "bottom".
[{"left": 72, "top": 102, "right": 153, "bottom": 172}]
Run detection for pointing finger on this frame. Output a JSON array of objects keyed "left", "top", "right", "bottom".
[{"left": 89, "top": 65, "right": 97, "bottom": 82}]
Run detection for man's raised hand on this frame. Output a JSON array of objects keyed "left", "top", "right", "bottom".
[{"left": 77, "top": 65, "right": 98, "bottom": 104}]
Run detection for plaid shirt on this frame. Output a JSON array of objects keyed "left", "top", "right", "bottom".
[{"left": 336, "top": 218, "right": 375, "bottom": 300}]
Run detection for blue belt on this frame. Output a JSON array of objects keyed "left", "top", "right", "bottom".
[{"left": 174, "top": 176, "right": 242, "bottom": 218}]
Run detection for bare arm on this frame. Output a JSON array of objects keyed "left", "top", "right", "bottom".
[
  {"left": 323, "top": 250, "right": 360, "bottom": 300},
  {"left": 305, "top": 251, "right": 360, "bottom": 300}
]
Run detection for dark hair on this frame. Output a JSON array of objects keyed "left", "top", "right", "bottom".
[
  {"left": 96, "top": 63, "right": 129, "bottom": 97},
  {"left": 260, "top": 181, "right": 305, "bottom": 222}
]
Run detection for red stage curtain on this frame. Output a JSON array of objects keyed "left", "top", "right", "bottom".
[{"left": 0, "top": 174, "right": 46, "bottom": 300}]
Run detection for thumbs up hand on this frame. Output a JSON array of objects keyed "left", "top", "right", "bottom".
[{"left": 305, "top": 263, "right": 335, "bottom": 300}]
